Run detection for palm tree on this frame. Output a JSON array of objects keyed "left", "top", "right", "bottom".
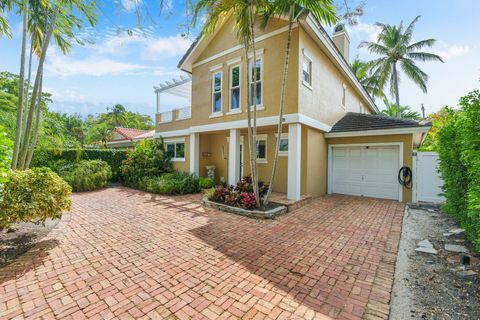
[
  {"left": 193, "top": 0, "right": 266, "bottom": 206},
  {"left": 350, "top": 57, "right": 384, "bottom": 99},
  {"left": 380, "top": 98, "right": 421, "bottom": 120},
  {"left": 359, "top": 16, "right": 443, "bottom": 116},
  {"left": 262, "top": 0, "right": 336, "bottom": 204}
]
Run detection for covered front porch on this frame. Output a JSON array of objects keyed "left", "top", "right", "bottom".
[{"left": 188, "top": 124, "right": 303, "bottom": 200}]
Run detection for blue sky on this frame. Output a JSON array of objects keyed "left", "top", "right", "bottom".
[{"left": 1, "top": 0, "right": 479, "bottom": 118}]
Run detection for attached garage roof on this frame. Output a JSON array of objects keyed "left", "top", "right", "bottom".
[{"left": 330, "top": 112, "right": 430, "bottom": 133}]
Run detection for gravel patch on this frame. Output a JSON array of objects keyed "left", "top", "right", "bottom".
[{"left": 390, "top": 206, "right": 480, "bottom": 319}]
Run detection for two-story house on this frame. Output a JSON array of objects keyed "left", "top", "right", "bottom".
[{"left": 154, "top": 13, "right": 430, "bottom": 202}]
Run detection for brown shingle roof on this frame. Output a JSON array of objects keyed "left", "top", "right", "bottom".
[{"left": 330, "top": 112, "right": 430, "bottom": 133}]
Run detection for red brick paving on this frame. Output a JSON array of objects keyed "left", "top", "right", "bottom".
[{"left": 0, "top": 187, "right": 404, "bottom": 320}]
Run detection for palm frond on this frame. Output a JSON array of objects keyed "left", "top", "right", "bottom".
[
  {"left": 407, "top": 38, "right": 436, "bottom": 51},
  {"left": 358, "top": 41, "right": 390, "bottom": 55},
  {"left": 407, "top": 51, "right": 444, "bottom": 63},
  {"left": 403, "top": 15, "right": 420, "bottom": 43},
  {"left": 400, "top": 58, "right": 428, "bottom": 93}
]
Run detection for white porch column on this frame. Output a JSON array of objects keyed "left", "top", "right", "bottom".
[
  {"left": 287, "top": 123, "right": 302, "bottom": 200},
  {"left": 189, "top": 133, "right": 199, "bottom": 175},
  {"left": 228, "top": 129, "right": 241, "bottom": 185}
]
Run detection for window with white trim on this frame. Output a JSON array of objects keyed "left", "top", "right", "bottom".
[
  {"left": 341, "top": 84, "right": 347, "bottom": 108},
  {"left": 256, "top": 135, "right": 267, "bottom": 163},
  {"left": 276, "top": 133, "right": 288, "bottom": 156},
  {"left": 230, "top": 65, "right": 241, "bottom": 111},
  {"left": 212, "top": 71, "right": 222, "bottom": 113},
  {"left": 302, "top": 53, "right": 312, "bottom": 86},
  {"left": 249, "top": 58, "right": 262, "bottom": 107},
  {"left": 165, "top": 141, "right": 185, "bottom": 161}
]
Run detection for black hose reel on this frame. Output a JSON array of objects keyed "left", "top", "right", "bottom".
[{"left": 398, "top": 166, "right": 413, "bottom": 189}]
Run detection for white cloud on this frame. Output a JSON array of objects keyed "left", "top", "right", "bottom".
[
  {"left": 44, "top": 87, "right": 86, "bottom": 102},
  {"left": 347, "top": 21, "right": 381, "bottom": 43},
  {"left": 121, "top": 0, "right": 142, "bottom": 12},
  {"left": 432, "top": 43, "right": 471, "bottom": 61},
  {"left": 44, "top": 48, "right": 179, "bottom": 77},
  {"left": 142, "top": 35, "right": 192, "bottom": 60}
]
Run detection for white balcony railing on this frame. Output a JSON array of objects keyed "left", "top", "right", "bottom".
[
  {"left": 158, "top": 107, "right": 191, "bottom": 124},
  {"left": 177, "top": 107, "right": 191, "bottom": 120},
  {"left": 160, "top": 110, "right": 173, "bottom": 123}
]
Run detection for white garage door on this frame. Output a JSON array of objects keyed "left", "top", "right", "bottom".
[{"left": 330, "top": 145, "right": 401, "bottom": 200}]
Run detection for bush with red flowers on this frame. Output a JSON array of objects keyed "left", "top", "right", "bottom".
[{"left": 207, "top": 176, "right": 269, "bottom": 210}]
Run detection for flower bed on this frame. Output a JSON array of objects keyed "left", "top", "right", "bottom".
[{"left": 203, "top": 176, "right": 287, "bottom": 219}]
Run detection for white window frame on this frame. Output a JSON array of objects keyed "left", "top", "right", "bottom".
[
  {"left": 275, "top": 133, "right": 289, "bottom": 156},
  {"left": 211, "top": 71, "right": 223, "bottom": 116},
  {"left": 341, "top": 83, "right": 347, "bottom": 109},
  {"left": 255, "top": 134, "right": 267, "bottom": 163},
  {"left": 165, "top": 139, "right": 186, "bottom": 162},
  {"left": 228, "top": 64, "right": 242, "bottom": 114},
  {"left": 302, "top": 49, "right": 312, "bottom": 89},
  {"left": 248, "top": 56, "right": 263, "bottom": 110}
]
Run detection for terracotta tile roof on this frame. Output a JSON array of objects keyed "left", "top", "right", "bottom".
[
  {"left": 330, "top": 112, "right": 430, "bottom": 133},
  {"left": 113, "top": 127, "right": 154, "bottom": 140}
]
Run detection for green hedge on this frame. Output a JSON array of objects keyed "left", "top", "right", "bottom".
[
  {"left": 138, "top": 172, "right": 200, "bottom": 195},
  {"left": 437, "top": 90, "right": 480, "bottom": 251},
  {"left": 57, "top": 160, "right": 112, "bottom": 192},
  {"left": 31, "top": 149, "right": 127, "bottom": 181}
]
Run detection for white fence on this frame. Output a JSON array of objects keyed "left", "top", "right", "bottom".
[{"left": 412, "top": 151, "right": 445, "bottom": 203}]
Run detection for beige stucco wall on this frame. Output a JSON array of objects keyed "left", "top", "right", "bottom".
[
  {"left": 326, "top": 134, "right": 414, "bottom": 202},
  {"left": 304, "top": 128, "right": 328, "bottom": 197},
  {"left": 297, "top": 26, "right": 372, "bottom": 127}
]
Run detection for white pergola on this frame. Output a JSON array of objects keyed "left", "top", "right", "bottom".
[{"left": 154, "top": 75, "right": 192, "bottom": 113}]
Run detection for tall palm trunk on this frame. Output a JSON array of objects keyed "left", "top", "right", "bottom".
[
  {"left": 25, "top": 75, "right": 43, "bottom": 169},
  {"left": 264, "top": 4, "right": 295, "bottom": 205},
  {"left": 392, "top": 62, "right": 401, "bottom": 118},
  {"left": 11, "top": 0, "right": 28, "bottom": 170},
  {"left": 18, "top": 2, "right": 60, "bottom": 169},
  {"left": 248, "top": 6, "right": 260, "bottom": 207},
  {"left": 23, "top": 28, "right": 36, "bottom": 140}
]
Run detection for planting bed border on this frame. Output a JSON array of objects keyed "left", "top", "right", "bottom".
[{"left": 202, "top": 197, "right": 287, "bottom": 219}]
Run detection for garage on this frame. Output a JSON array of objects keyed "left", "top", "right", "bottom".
[{"left": 328, "top": 144, "right": 402, "bottom": 201}]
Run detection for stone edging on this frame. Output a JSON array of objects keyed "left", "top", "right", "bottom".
[{"left": 202, "top": 197, "right": 288, "bottom": 219}]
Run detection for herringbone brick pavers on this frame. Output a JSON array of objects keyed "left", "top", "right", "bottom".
[{"left": 0, "top": 187, "right": 404, "bottom": 320}]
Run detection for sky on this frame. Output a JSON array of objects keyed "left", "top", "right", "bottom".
[{"left": 0, "top": 0, "right": 479, "bottom": 119}]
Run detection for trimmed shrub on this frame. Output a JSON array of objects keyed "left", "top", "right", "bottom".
[
  {"left": 121, "top": 139, "right": 172, "bottom": 187},
  {"left": 438, "top": 90, "right": 480, "bottom": 251},
  {"left": 0, "top": 168, "right": 72, "bottom": 230},
  {"left": 199, "top": 177, "right": 215, "bottom": 189},
  {"left": 31, "top": 148, "right": 127, "bottom": 181},
  {"left": 140, "top": 172, "right": 200, "bottom": 195},
  {"left": 57, "top": 160, "right": 112, "bottom": 192}
]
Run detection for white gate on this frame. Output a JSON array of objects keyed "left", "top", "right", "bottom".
[{"left": 413, "top": 151, "right": 445, "bottom": 203}]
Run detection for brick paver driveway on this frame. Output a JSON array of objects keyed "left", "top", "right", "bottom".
[{"left": 0, "top": 187, "right": 404, "bottom": 320}]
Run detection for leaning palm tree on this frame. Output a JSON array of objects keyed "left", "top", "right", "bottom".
[
  {"left": 359, "top": 16, "right": 443, "bottom": 116},
  {"left": 193, "top": 0, "right": 266, "bottom": 206},
  {"left": 262, "top": 0, "right": 336, "bottom": 205}
]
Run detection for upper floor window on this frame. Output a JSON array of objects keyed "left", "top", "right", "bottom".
[
  {"left": 249, "top": 58, "right": 262, "bottom": 107},
  {"left": 212, "top": 71, "right": 222, "bottom": 113},
  {"left": 342, "top": 83, "right": 347, "bottom": 108},
  {"left": 230, "top": 65, "right": 241, "bottom": 110},
  {"left": 302, "top": 52, "right": 312, "bottom": 86}
]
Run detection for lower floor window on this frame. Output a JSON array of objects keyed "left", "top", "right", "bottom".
[
  {"left": 166, "top": 141, "right": 185, "bottom": 160},
  {"left": 256, "top": 139, "right": 267, "bottom": 162},
  {"left": 279, "top": 138, "right": 288, "bottom": 155}
]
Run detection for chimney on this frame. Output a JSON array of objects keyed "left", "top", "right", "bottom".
[{"left": 332, "top": 24, "right": 350, "bottom": 62}]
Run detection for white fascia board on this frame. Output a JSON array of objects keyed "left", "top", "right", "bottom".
[
  {"left": 324, "top": 126, "right": 431, "bottom": 138},
  {"left": 154, "top": 113, "right": 331, "bottom": 137},
  {"left": 303, "top": 14, "right": 379, "bottom": 114}
]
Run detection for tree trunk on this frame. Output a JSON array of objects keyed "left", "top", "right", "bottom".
[
  {"left": 392, "top": 62, "right": 401, "bottom": 118},
  {"left": 11, "top": 0, "right": 28, "bottom": 170},
  {"left": 244, "top": 48, "right": 255, "bottom": 189},
  {"left": 264, "top": 4, "right": 295, "bottom": 205},
  {"left": 23, "top": 27, "right": 36, "bottom": 140},
  {"left": 18, "top": 3, "right": 60, "bottom": 169},
  {"left": 25, "top": 75, "right": 43, "bottom": 169},
  {"left": 249, "top": 7, "right": 260, "bottom": 207}
]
